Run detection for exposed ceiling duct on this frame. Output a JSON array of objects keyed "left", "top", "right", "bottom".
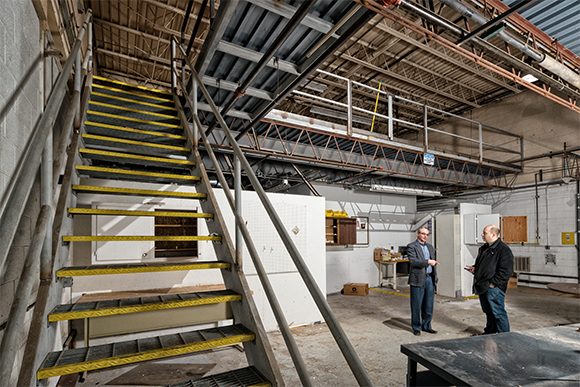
[
  {"left": 438, "top": 0, "right": 580, "bottom": 89},
  {"left": 382, "top": 0, "right": 580, "bottom": 99}
]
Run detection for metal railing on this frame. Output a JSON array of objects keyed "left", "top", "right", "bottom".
[
  {"left": 171, "top": 36, "right": 373, "bottom": 387},
  {"left": 0, "top": 10, "right": 93, "bottom": 386},
  {"left": 295, "top": 69, "right": 523, "bottom": 165}
]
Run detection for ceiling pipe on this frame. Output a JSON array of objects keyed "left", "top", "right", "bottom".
[
  {"left": 205, "top": 0, "right": 317, "bottom": 135},
  {"left": 438, "top": 0, "right": 580, "bottom": 89},
  {"left": 385, "top": 0, "right": 580, "bottom": 101}
]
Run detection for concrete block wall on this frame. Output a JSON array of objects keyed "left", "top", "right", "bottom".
[
  {"left": 484, "top": 183, "right": 579, "bottom": 284},
  {"left": 0, "top": 1, "right": 43, "bottom": 385}
]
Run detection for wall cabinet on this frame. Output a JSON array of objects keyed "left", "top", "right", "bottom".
[{"left": 326, "top": 217, "right": 357, "bottom": 245}]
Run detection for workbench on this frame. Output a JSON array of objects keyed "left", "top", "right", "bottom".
[
  {"left": 401, "top": 323, "right": 580, "bottom": 386},
  {"left": 378, "top": 259, "right": 409, "bottom": 290}
]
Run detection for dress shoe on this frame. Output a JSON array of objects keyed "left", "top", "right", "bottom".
[
  {"left": 413, "top": 330, "right": 421, "bottom": 336},
  {"left": 422, "top": 328, "right": 437, "bottom": 334}
]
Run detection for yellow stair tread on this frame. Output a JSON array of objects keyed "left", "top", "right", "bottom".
[
  {"left": 89, "top": 100, "right": 180, "bottom": 120},
  {"left": 91, "top": 91, "right": 177, "bottom": 110},
  {"left": 63, "top": 235, "right": 221, "bottom": 242},
  {"left": 75, "top": 165, "right": 200, "bottom": 180},
  {"left": 79, "top": 149, "right": 194, "bottom": 166},
  {"left": 81, "top": 134, "right": 191, "bottom": 152},
  {"left": 84, "top": 121, "right": 187, "bottom": 140},
  {"left": 72, "top": 185, "right": 206, "bottom": 199},
  {"left": 67, "top": 208, "right": 212, "bottom": 218},
  {"left": 92, "top": 83, "right": 174, "bottom": 103},
  {"left": 93, "top": 75, "right": 173, "bottom": 96},
  {"left": 57, "top": 261, "right": 230, "bottom": 277},
  {"left": 87, "top": 110, "right": 182, "bottom": 129},
  {"left": 49, "top": 289, "right": 241, "bottom": 321},
  {"left": 37, "top": 324, "right": 254, "bottom": 379}
]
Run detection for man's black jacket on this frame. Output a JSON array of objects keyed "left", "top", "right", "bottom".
[{"left": 473, "top": 238, "right": 514, "bottom": 294}]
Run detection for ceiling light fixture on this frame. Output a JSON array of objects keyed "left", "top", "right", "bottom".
[
  {"left": 300, "top": 81, "right": 328, "bottom": 93},
  {"left": 369, "top": 184, "right": 441, "bottom": 197},
  {"left": 522, "top": 74, "right": 538, "bottom": 83}
]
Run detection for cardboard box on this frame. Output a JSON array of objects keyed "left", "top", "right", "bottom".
[
  {"left": 507, "top": 274, "right": 518, "bottom": 289},
  {"left": 343, "top": 283, "right": 369, "bottom": 296},
  {"left": 374, "top": 248, "right": 389, "bottom": 262}
]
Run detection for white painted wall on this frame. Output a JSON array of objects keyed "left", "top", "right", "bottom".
[
  {"left": 72, "top": 178, "right": 325, "bottom": 331},
  {"left": 312, "top": 184, "right": 418, "bottom": 294},
  {"left": 478, "top": 182, "right": 579, "bottom": 285}
]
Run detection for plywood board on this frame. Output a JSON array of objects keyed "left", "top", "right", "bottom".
[{"left": 501, "top": 216, "right": 528, "bottom": 243}]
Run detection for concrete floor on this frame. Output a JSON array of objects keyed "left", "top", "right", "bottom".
[{"left": 79, "top": 286, "right": 579, "bottom": 387}]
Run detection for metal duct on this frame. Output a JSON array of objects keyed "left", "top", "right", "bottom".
[{"left": 438, "top": 0, "right": 580, "bottom": 89}]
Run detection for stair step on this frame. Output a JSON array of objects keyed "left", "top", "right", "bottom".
[
  {"left": 88, "top": 101, "right": 181, "bottom": 125},
  {"left": 49, "top": 289, "right": 241, "bottom": 321},
  {"left": 91, "top": 91, "right": 177, "bottom": 114},
  {"left": 93, "top": 75, "right": 173, "bottom": 98},
  {"left": 63, "top": 235, "right": 221, "bottom": 243},
  {"left": 37, "top": 324, "right": 254, "bottom": 380},
  {"left": 84, "top": 121, "right": 187, "bottom": 145},
  {"left": 87, "top": 110, "right": 183, "bottom": 133},
  {"left": 75, "top": 165, "right": 199, "bottom": 184},
  {"left": 68, "top": 207, "right": 213, "bottom": 218},
  {"left": 82, "top": 134, "right": 190, "bottom": 156},
  {"left": 72, "top": 184, "right": 207, "bottom": 200},
  {"left": 57, "top": 261, "right": 230, "bottom": 277},
  {"left": 168, "top": 366, "right": 271, "bottom": 387},
  {"left": 79, "top": 149, "right": 194, "bottom": 170},
  {"left": 92, "top": 83, "right": 175, "bottom": 107}
]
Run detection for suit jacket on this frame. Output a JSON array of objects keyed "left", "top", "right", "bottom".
[{"left": 406, "top": 239, "right": 437, "bottom": 287}]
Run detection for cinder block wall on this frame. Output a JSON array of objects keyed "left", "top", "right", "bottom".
[
  {"left": 486, "top": 183, "right": 578, "bottom": 284},
  {"left": 0, "top": 0, "right": 42, "bottom": 384}
]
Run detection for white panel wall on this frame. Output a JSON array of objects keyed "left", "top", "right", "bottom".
[{"left": 313, "top": 184, "right": 418, "bottom": 294}]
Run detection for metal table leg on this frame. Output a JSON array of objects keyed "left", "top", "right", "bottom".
[{"left": 407, "top": 357, "right": 417, "bottom": 386}]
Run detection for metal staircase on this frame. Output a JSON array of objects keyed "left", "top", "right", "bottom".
[{"left": 36, "top": 75, "right": 282, "bottom": 385}]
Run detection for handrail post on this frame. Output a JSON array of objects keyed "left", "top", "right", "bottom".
[
  {"left": 234, "top": 155, "right": 243, "bottom": 269},
  {"left": 388, "top": 94, "right": 393, "bottom": 140},
  {"left": 192, "top": 76, "right": 199, "bottom": 148},
  {"left": 479, "top": 123, "right": 483, "bottom": 164},
  {"left": 423, "top": 104, "right": 428, "bottom": 151},
  {"left": 171, "top": 38, "right": 177, "bottom": 93},
  {"left": 347, "top": 79, "right": 352, "bottom": 135}
]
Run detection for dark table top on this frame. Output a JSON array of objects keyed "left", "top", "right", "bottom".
[{"left": 401, "top": 324, "right": 580, "bottom": 386}]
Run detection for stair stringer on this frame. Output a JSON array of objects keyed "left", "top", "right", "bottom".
[{"left": 191, "top": 148, "right": 285, "bottom": 387}]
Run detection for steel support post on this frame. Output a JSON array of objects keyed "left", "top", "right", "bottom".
[
  {"left": 181, "top": 42, "right": 373, "bottom": 386},
  {"left": 194, "top": 116, "right": 314, "bottom": 387},
  {"left": 193, "top": 76, "right": 198, "bottom": 148}
]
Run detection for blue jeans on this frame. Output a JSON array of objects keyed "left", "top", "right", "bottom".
[
  {"left": 479, "top": 286, "right": 510, "bottom": 333},
  {"left": 410, "top": 275, "right": 434, "bottom": 332}
]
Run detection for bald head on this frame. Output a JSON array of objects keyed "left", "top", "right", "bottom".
[{"left": 482, "top": 224, "right": 500, "bottom": 244}]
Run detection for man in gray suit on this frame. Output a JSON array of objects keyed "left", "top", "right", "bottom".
[{"left": 407, "top": 227, "right": 439, "bottom": 336}]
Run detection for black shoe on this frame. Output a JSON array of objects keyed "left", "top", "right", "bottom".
[
  {"left": 413, "top": 330, "right": 421, "bottom": 336},
  {"left": 422, "top": 328, "right": 437, "bottom": 334}
]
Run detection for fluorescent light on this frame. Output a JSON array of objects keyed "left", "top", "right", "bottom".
[
  {"left": 369, "top": 184, "right": 441, "bottom": 197},
  {"left": 522, "top": 74, "right": 538, "bottom": 83}
]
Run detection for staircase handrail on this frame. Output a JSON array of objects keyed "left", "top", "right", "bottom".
[
  {"left": 0, "top": 10, "right": 93, "bottom": 278},
  {"left": 171, "top": 36, "right": 373, "bottom": 387},
  {"left": 173, "top": 73, "right": 313, "bottom": 387}
]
